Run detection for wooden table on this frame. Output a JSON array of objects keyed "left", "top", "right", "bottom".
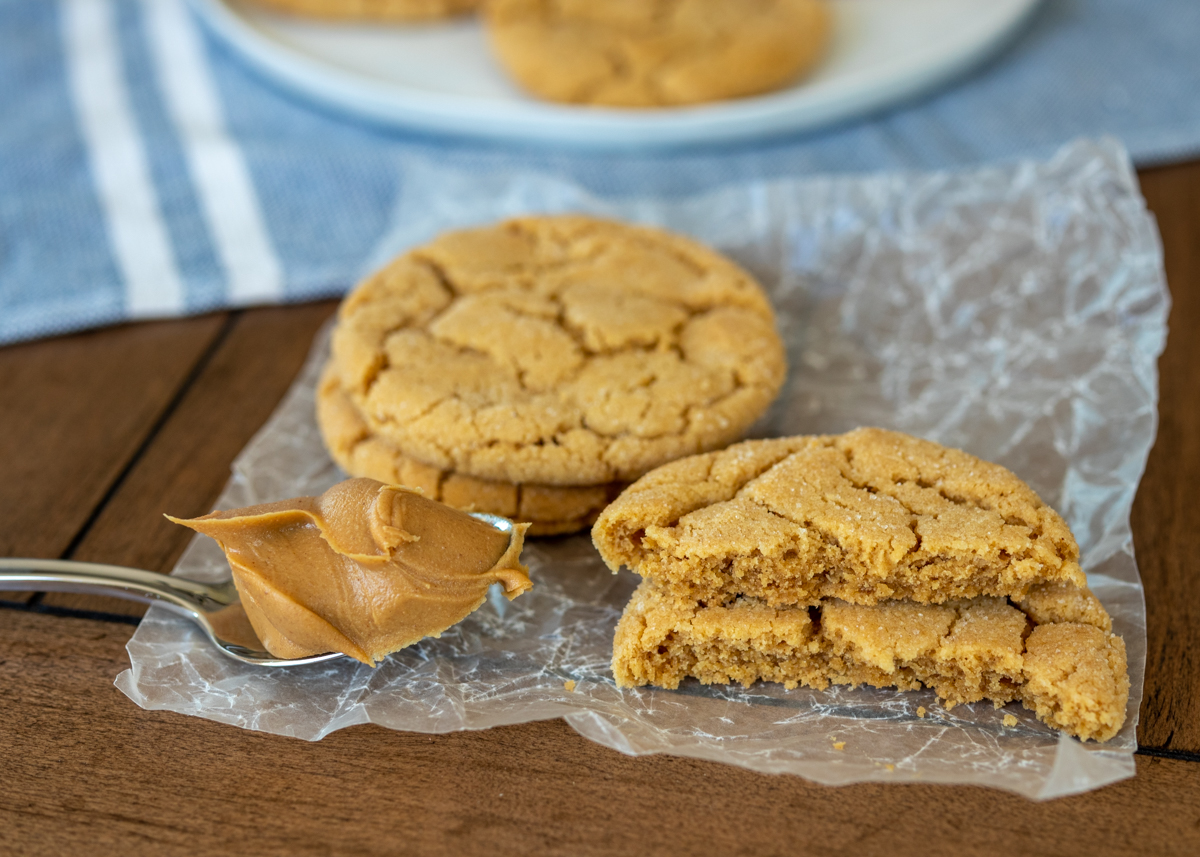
[{"left": 2, "top": 162, "right": 1198, "bottom": 857}]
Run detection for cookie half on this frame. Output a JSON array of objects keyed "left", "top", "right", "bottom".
[
  {"left": 330, "top": 215, "right": 787, "bottom": 487},
  {"left": 613, "top": 578, "right": 1129, "bottom": 742},
  {"left": 243, "top": 0, "right": 481, "bottom": 20},
  {"left": 593, "top": 428, "right": 1088, "bottom": 606},
  {"left": 485, "top": 0, "right": 832, "bottom": 107},
  {"left": 317, "top": 365, "right": 620, "bottom": 535}
]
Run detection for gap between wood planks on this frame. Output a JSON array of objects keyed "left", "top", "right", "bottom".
[{"left": 53, "top": 312, "right": 241, "bottom": 566}]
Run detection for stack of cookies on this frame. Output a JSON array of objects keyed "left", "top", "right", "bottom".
[
  {"left": 317, "top": 215, "right": 787, "bottom": 535},
  {"left": 593, "top": 428, "right": 1130, "bottom": 742}
]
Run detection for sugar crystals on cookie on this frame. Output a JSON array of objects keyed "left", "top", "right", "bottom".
[
  {"left": 594, "top": 428, "right": 1088, "bottom": 606},
  {"left": 319, "top": 215, "right": 787, "bottom": 535}
]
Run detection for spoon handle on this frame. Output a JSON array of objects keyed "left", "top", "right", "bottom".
[
  {"left": 0, "top": 558, "right": 234, "bottom": 617},
  {"left": 0, "top": 558, "right": 347, "bottom": 668}
]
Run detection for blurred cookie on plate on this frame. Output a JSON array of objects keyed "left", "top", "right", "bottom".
[
  {"left": 244, "top": 0, "right": 481, "bottom": 21},
  {"left": 485, "top": 0, "right": 832, "bottom": 107}
]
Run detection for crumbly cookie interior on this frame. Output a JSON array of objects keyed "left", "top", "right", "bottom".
[
  {"left": 330, "top": 216, "right": 786, "bottom": 486},
  {"left": 614, "top": 578, "right": 1129, "bottom": 742},
  {"left": 593, "top": 429, "right": 1086, "bottom": 606}
]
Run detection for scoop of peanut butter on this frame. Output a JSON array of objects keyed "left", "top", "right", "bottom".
[{"left": 168, "top": 478, "right": 531, "bottom": 666}]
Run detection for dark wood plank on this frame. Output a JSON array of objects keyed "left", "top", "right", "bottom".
[
  {"left": 0, "top": 608, "right": 1197, "bottom": 857},
  {"left": 0, "top": 316, "right": 227, "bottom": 607},
  {"left": 1131, "top": 162, "right": 1200, "bottom": 754},
  {"left": 40, "top": 302, "right": 337, "bottom": 616},
  {"left": 0, "top": 315, "right": 227, "bottom": 559}
]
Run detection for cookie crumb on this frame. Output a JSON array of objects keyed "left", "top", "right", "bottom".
[
  {"left": 917, "top": 706, "right": 926, "bottom": 718},
  {"left": 1003, "top": 713, "right": 1018, "bottom": 727},
  {"left": 564, "top": 680, "right": 577, "bottom": 692},
  {"left": 832, "top": 740, "right": 845, "bottom": 751}
]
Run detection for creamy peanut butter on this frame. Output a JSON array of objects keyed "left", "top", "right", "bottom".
[{"left": 168, "top": 478, "right": 531, "bottom": 666}]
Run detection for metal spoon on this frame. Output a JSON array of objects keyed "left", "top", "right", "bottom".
[{"left": 0, "top": 511, "right": 518, "bottom": 668}]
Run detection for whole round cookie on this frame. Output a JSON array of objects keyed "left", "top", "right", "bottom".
[
  {"left": 245, "top": 0, "right": 480, "bottom": 21},
  {"left": 330, "top": 215, "right": 786, "bottom": 487},
  {"left": 485, "top": 0, "right": 832, "bottom": 107},
  {"left": 316, "top": 366, "right": 621, "bottom": 536}
]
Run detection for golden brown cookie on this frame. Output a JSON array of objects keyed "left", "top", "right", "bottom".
[
  {"left": 613, "top": 578, "right": 1129, "bottom": 742},
  {"left": 243, "top": 0, "right": 480, "bottom": 21},
  {"left": 593, "top": 428, "right": 1088, "bottom": 607},
  {"left": 317, "top": 365, "right": 621, "bottom": 536},
  {"left": 329, "top": 215, "right": 786, "bottom": 487},
  {"left": 485, "top": 0, "right": 832, "bottom": 107}
]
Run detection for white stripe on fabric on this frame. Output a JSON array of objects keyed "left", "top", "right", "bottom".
[
  {"left": 62, "top": 0, "right": 186, "bottom": 318},
  {"left": 143, "top": 0, "right": 284, "bottom": 306}
]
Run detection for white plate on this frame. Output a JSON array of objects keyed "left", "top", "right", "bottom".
[{"left": 191, "top": 0, "right": 1042, "bottom": 150}]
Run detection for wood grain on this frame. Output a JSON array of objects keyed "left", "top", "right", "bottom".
[
  {"left": 0, "top": 608, "right": 1198, "bottom": 857},
  {"left": 1131, "top": 162, "right": 1200, "bottom": 754},
  {"left": 0, "top": 316, "right": 226, "bottom": 608},
  {"left": 41, "top": 302, "right": 338, "bottom": 616},
  {"left": 0, "top": 316, "right": 226, "bottom": 560}
]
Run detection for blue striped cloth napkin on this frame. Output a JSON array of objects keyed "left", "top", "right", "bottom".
[{"left": 2, "top": 0, "right": 1198, "bottom": 345}]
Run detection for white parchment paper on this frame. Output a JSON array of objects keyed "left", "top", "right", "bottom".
[{"left": 116, "top": 138, "right": 1168, "bottom": 799}]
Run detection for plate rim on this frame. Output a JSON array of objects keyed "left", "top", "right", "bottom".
[{"left": 189, "top": 0, "right": 1045, "bottom": 151}]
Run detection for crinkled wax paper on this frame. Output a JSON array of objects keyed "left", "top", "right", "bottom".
[{"left": 116, "top": 138, "right": 1167, "bottom": 799}]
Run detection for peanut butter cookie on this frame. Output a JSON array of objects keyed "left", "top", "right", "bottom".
[
  {"left": 613, "top": 578, "right": 1129, "bottom": 742},
  {"left": 243, "top": 0, "right": 480, "bottom": 21},
  {"left": 317, "top": 366, "right": 619, "bottom": 535},
  {"left": 485, "top": 0, "right": 831, "bottom": 107},
  {"left": 329, "top": 215, "right": 786, "bottom": 487},
  {"left": 593, "top": 428, "right": 1087, "bottom": 607}
]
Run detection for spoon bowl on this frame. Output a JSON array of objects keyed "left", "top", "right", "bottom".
[{"left": 0, "top": 511, "right": 519, "bottom": 667}]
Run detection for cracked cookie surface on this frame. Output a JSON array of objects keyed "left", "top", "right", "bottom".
[
  {"left": 317, "top": 366, "right": 619, "bottom": 535},
  {"left": 593, "top": 428, "right": 1087, "bottom": 606},
  {"left": 613, "top": 578, "right": 1129, "bottom": 742},
  {"left": 485, "top": 0, "right": 831, "bottom": 107},
  {"left": 329, "top": 215, "right": 786, "bottom": 487},
  {"left": 244, "top": 0, "right": 480, "bottom": 20}
]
